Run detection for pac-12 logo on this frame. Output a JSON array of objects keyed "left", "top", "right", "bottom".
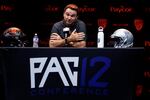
[{"left": 30, "top": 56, "right": 111, "bottom": 88}]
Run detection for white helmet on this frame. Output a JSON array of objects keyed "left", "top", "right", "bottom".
[{"left": 110, "top": 28, "right": 134, "bottom": 48}]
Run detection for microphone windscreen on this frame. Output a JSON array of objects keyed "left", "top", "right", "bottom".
[{"left": 63, "top": 27, "right": 70, "bottom": 38}]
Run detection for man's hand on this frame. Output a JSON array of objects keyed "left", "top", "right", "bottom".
[
  {"left": 68, "top": 29, "right": 85, "bottom": 42},
  {"left": 50, "top": 33, "right": 62, "bottom": 40}
]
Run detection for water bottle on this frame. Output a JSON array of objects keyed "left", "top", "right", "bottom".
[
  {"left": 97, "top": 26, "right": 104, "bottom": 48},
  {"left": 33, "top": 33, "right": 39, "bottom": 47}
]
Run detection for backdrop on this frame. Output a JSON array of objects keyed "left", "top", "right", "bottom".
[
  {"left": 0, "top": 0, "right": 149, "bottom": 47},
  {"left": 0, "top": 0, "right": 149, "bottom": 99}
]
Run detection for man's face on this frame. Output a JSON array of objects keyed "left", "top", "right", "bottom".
[{"left": 63, "top": 8, "right": 78, "bottom": 26}]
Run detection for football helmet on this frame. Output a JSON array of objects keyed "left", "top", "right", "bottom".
[
  {"left": 110, "top": 28, "right": 134, "bottom": 48},
  {"left": 1, "top": 27, "right": 27, "bottom": 47}
]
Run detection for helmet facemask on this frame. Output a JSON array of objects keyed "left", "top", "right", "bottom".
[{"left": 109, "top": 28, "right": 134, "bottom": 48}]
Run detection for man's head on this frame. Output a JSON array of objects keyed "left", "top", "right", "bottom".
[{"left": 63, "top": 4, "right": 78, "bottom": 26}]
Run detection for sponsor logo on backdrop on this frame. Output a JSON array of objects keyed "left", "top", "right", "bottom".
[
  {"left": 136, "top": 84, "right": 143, "bottom": 96},
  {"left": 145, "top": 41, "right": 150, "bottom": 47},
  {"left": 110, "top": 5, "right": 133, "bottom": 13},
  {"left": 29, "top": 56, "right": 111, "bottom": 96},
  {"left": 145, "top": 7, "right": 150, "bottom": 13},
  {"left": 112, "top": 23, "right": 128, "bottom": 27},
  {"left": 144, "top": 71, "right": 150, "bottom": 78},
  {"left": 0, "top": 5, "right": 14, "bottom": 11},
  {"left": 44, "top": 5, "right": 59, "bottom": 12},
  {"left": 4, "top": 22, "right": 14, "bottom": 26},
  {"left": 134, "top": 19, "right": 144, "bottom": 31},
  {"left": 79, "top": 7, "right": 96, "bottom": 13},
  {"left": 98, "top": 18, "right": 108, "bottom": 29},
  {"left": 86, "top": 41, "right": 95, "bottom": 47}
]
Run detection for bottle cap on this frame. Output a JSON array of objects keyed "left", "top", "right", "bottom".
[{"left": 98, "top": 26, "right": 103, "bottom": 32}]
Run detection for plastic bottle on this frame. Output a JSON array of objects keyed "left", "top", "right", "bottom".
[
  {"left": 33, "top": 33, "right": 39, "bottom": 47},
  {"left": 97, "top": 26, "right": 104, "bottom": 48}
]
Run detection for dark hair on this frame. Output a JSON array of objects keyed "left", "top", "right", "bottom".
[{"left": 64, "top": 4, "right": 79, "bottom": 15}]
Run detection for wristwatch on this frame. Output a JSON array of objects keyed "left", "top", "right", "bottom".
[{"left": 65, "top": 38, "right": 67, "bottom": 45}]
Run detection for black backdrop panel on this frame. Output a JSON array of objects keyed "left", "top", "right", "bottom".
[{"left": 0, "top": 0, "right": 148, "bottom": 47}]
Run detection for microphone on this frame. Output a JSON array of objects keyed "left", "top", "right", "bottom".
[
  {"left": 63, "top": 27, "right": 70, "bottom": 46},
  {"left": 63, "top": 27, "right": 70, "bottom": 38}
]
